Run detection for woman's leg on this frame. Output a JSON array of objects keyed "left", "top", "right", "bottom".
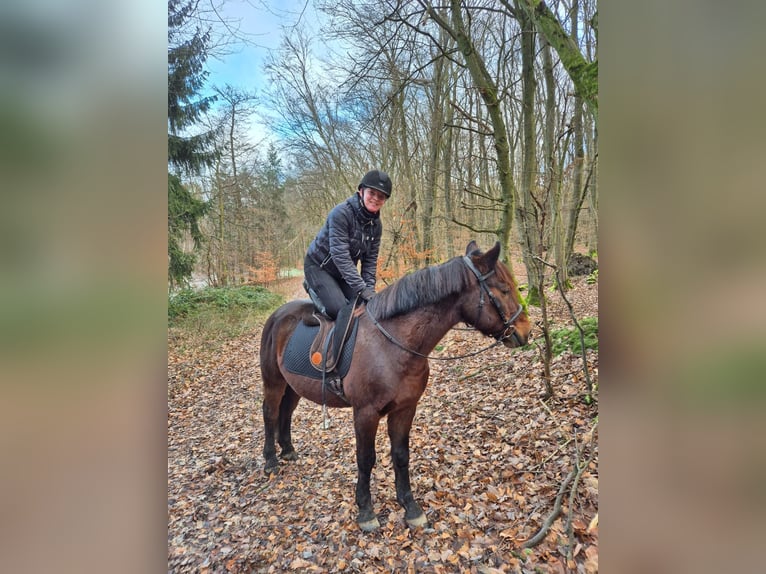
[{"left": 303, "top": 256, "right": 348, "bottom": 319}]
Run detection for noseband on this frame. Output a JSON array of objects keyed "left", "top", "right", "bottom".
[{"left": 462, "top": 255, "right": 524, "bottom": 342}]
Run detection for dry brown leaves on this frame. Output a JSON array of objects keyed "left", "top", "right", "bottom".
[{"left": 168, "top": 278, "right": 598, "bottom": 573}]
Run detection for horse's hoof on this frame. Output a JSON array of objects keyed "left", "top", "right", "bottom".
[
  {"left": 406, "top": 512, "right": 429, "bottom": 529},
  {"left": 357, "top": 516, "right": 381, "bottom": 532},
  {"left": 279, "top": 450, "right": 298, "bottom": 461},
  {"left": 264, "top": 462, "right": 279, "bottom": 476}
]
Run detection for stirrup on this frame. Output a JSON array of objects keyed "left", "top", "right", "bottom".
[{"left": 324, "top": 376, "right": 346, "bottom": 400}]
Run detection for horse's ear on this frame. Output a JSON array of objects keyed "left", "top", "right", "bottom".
[
  {"left": 480, "top": 241, "right": 501, "bottom": 269},
  {"left": 465, "top": 240, "right": 479, "bottom": 256}
]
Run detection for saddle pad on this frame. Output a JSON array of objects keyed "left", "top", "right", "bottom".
[{"left": 283, "top": 319, "right": 359, "bottom": 380}]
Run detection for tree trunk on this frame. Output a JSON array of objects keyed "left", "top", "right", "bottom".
[
  {"left": 542, "top": 37, "right": 568, "bottom": 288},
  {"left": 427, "top": 0, "right": 517, "bottom": 258},
  {"left": 564, "top": 0, "right": 588, "bottom": 263},
  {"left": 514, "top": 0, "right": 544, "bottom": 303},
  {"left": 442, "top": 76, "right": 457, "bottom": 257},
  {"left": 392, "top": 73, "right": 420, "bottom": 268},
  {"left": 216, "top": 166, "right": 228, "bottom": 286},
  {"left": 515, "top": 0, "right": 598, "bottom": 120},
  {"left": 423, "top": 45, "right": 449, "bottom": 264}
]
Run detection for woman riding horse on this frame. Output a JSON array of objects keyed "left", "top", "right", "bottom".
[{"left": 260, "top": 241, "right": 531, "bottom": 531}]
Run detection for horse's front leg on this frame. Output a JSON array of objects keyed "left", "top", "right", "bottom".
[
  {"left": 388, "top": 405, "right": 428, "bottom": 528},
  {"left": 353, "top": 406, "right": 381, "bottom": 531}
]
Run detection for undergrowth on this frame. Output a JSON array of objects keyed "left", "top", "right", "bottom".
[
  {"left": 548, "top": 316, "right": 598, "bottom": 355},
  {"left": 168, "top": 285, "right": 283, "bottom": 346}
]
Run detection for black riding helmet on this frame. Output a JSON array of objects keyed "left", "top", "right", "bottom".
[{"left": 358, "top": 170, "right": 392, "bottom": 198}]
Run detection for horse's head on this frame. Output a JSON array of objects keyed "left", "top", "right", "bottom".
[{"left": 462, "top": 241, "right": 532, "bottom": 348}]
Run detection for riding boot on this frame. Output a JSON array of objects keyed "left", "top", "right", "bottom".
[
  {"left": 330, "top": 299, "right": 356, "bottom": 365},
  {"left": 303, "top": 279, "right": 328, "bottom": 318},
  {"left": 302, "top": 279, "right": 330, "bottom": 325}
]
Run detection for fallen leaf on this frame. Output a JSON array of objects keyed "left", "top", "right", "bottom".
[
  {"left": 168, "top": 276, "right": 599, "bottom": 574},
  {"left": 587, "top": 512, "right": 599, "bottom": 533},
  {"left": 289, "top": 558, "right": 313, "bottom": 569}
]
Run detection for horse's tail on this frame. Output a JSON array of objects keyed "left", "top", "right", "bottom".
[
  {"left": 259, "top": 310, "right": 279, "bottom": 383},
  {"left": 259, "top": 313, "right": 269, "bottom": 359}
]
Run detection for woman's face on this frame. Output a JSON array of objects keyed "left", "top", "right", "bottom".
[{"left": 360, "top": 187, "right": 388, "bottom": 213}]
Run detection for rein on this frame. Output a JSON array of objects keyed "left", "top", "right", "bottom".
[
  {"left": 365, "top": 306, "right": 504, "bottom": 360},
  {"left": 365, "top": 256, "right": 524, "bottom": 361}
]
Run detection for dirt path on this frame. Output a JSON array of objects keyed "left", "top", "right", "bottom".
[
  {"left": 168, "top": 277, "right": 599, "bottom": 573},
  {"left": 269, "top": 276, "right": 308, "bottom": 302}
]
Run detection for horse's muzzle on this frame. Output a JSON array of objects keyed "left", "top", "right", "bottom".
[{"left": 503, "top": 328, "right": 528, "bottom": 348}]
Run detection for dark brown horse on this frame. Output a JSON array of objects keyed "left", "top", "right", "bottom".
[{"left": 259, "top": 241, "right": 531, "bottom": 531}]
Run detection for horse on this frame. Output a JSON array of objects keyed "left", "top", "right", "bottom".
[{"left": 259, "top": 240, "right": 532, "bottom": 531}]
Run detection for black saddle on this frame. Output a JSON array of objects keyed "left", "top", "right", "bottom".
[
  {"left": 283, "top": 299, "right": 361, "bottom": 399},
  {"left": 300, "top": 280, "right": 359, "bottom": 370}
]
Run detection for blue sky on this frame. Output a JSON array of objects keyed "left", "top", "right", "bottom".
[
  {"left": 203, "top": 0, "right": 325, "bottom": 143},
  {"left": 204, "top": 1, "right": 281, "bottom": 92}
]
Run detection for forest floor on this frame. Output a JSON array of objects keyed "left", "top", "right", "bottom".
[{"left": 168, "top": 275, "right": 598, "bottom": 573}]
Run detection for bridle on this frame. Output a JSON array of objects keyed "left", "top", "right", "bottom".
[
  {"left": 461, "top": 255, "right": 525, "bottom": 344},
  {"left": 364, "top": 256, "right": 525, "bottom": 360}
]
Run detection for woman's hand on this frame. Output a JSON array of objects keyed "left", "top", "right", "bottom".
[{"left": 359, "top": 287, "right": 376, "bottom": 302}]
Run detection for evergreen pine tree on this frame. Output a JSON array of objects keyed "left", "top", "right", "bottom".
[
  {"left": 259, "top": 144, "right": 291, "bottom": 257},
  {"left": 167, "top": 0, "right": 217, "bottom": 287}
]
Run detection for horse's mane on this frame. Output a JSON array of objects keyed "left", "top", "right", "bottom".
[{"left": 366, "top": 257, "right": 469, "bottom": 320}]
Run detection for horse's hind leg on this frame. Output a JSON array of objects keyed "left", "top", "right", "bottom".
[
  {"left": 261, "top": 380, "right": 284, "bottom": 475},
  {"left": 277, "top": 385, "right": 300, "bottom": 461},
  {"left": 388, "top": 405, "right": 428, "bottom": 528},
  {"left": 261, "top": 347, "right": 292, "bottom": 474}
]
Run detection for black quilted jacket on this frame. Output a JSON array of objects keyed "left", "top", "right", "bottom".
[{"left": 306, "top": 194, "right": 382, "bottom": 295}]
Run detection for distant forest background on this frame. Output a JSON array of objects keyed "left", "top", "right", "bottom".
[{"left": 168, "top": 0, "right": 598, "bottom": 302}]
